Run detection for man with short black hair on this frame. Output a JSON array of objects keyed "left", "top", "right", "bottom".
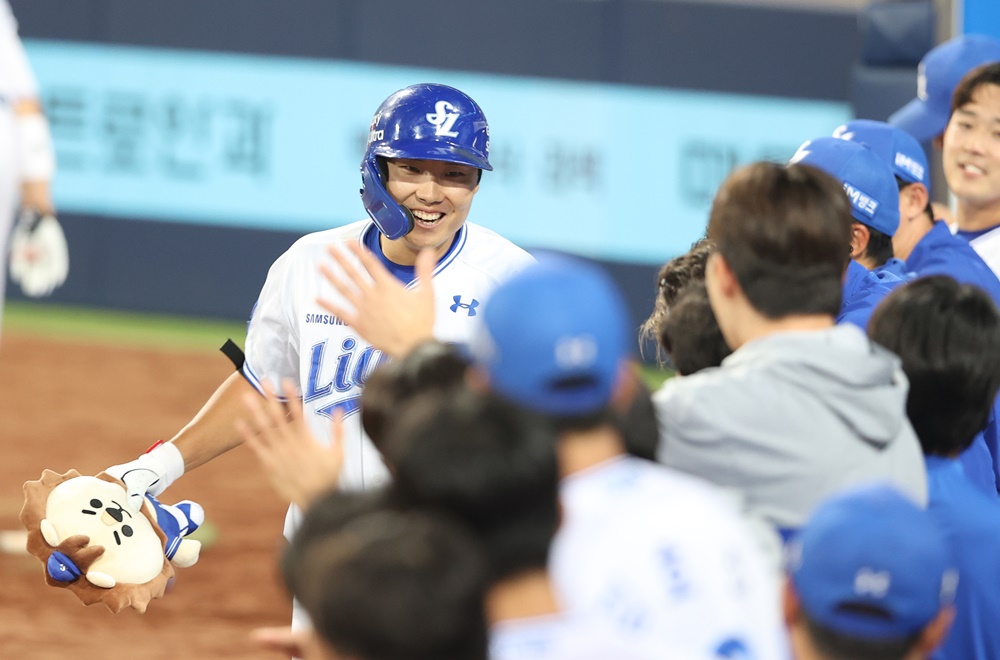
[
  {"left": 386, "top": 388, "right": 642, "bottom": 659},
  {"left": 252, "top": 489, "right": 490, "bottom": 660},
  {"left": 869, "top": 276, "right": 1000, "bottom": 659},
  {"left": 784, "top": 484, "right": 956, "bottom": 660}
]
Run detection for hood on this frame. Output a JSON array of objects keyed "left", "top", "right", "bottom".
[{"left": 724, "top": 325, "right": 909, "bottom": 449}]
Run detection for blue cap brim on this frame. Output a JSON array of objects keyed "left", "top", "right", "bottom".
[{"left": 888, "top": 98, "right": 951, "bottom": 143}]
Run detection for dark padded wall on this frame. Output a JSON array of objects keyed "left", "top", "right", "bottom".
[{"left": 7, "top": 0, "right": 861, "bottom": 342}]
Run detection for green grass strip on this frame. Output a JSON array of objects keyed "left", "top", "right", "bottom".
[
  {"left": 3, "top": 301, "right": 679, "bottom": 386},
  {"left": 3, "top": 301, "right": 247, "bottom": 352}
]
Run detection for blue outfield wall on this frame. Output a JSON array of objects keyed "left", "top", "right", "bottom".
[{"left": 8, "top": 1, "right": 860, "bottom": 338}]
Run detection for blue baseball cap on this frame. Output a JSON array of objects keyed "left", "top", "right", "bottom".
[
  {"left": 469, "top": 255, "right": 630, "bottom": 416},
  {"left": 787, "top": 484, "right": 957, "bottom": 640},
  {"left": 790, "top": 137, "right": 900, "bottom": 236},
  {"left": 889, "top": 34, "right": 1000, "bottom": 143},
  {"left": 833, "top": 120, "right": 929, "bottom": 186}
]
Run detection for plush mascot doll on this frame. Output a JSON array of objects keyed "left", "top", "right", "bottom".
[{"left": 20, "top": 469, "right": 204, "bottom": 613}]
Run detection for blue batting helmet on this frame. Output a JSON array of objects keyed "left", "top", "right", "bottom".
[{"left": 360, "top": 83, "right": 492, "bottom": 240}]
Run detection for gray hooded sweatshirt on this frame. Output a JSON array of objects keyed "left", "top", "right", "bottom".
[{"left": 654, "top": 323, "right": 928, "bottom": 532}]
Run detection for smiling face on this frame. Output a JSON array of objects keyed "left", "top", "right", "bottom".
[
  {"left": 380, "top": 158, "right": 480, "bottom": 266},
  {"left": 943, "top": 83, "right": 1000, "bottom": 224}
]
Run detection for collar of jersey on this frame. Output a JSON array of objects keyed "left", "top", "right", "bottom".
[{"left": 359, "top": 222, "right": 468, "bottom": 289}]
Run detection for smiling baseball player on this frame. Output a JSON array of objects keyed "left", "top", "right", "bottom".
[{"left": 104, "top": 84, "right": 533, "bottom": 623}]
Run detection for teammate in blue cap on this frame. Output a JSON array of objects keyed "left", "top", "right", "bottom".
[
  {"left": 790, "top": 137, "right": 904, "bottom": 330},
  {"left": 784, "top": 484, "right": 956, "bottom": 660},
  {"left": 870, "top": 276, "right": 1000, "bottom": 660},
  {"left": 890, "top": 34, "right": 1000, "bottom": 144},
  {"left": 838, "top": 119, "right": 1000, "bottom": 301},
  {"left": 838, "top": 119, "right": 1000, "bottom": 494},
  {"left": 100, "top": 83, "right": 533, "bottom": 630}
]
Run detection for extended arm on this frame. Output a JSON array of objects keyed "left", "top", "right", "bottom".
[{"left": 106, "top": 371, "right": 261, "bottom": 511}]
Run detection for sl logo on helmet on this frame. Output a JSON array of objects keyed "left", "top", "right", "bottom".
[{"left": 426, "top": 101, "right": 461, "bottom": 137}]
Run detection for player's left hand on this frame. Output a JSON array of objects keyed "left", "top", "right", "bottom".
[
  {"left": 318, "top": 242, "right": 436, "bottom": 359},
  {"left": 236, "top": 379, "right": 344, "bottom": 510},
  {"left": 9, "top": 209, "right": 69, "bottom": 298}
]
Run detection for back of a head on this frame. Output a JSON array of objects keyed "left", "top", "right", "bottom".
[
  {"left": 868, "top": 276, "right": 1000, "bottom": 457},
  {"left": 387, "top": 389, "right": 561, "bottom": 581},
  {"left": 641, "top": 238, "right": 715, "bottom": 364},
  {"left": 361, "top": 341, "right": 470, "bottom": 458},
  {"left": 832, "top": 120, "right": 929, "bottom": 189},
  {"left": 788, "top": 484, "right": 957, "bottom": 660},
  {"left": 286, "top": 506, "right": 489, "bottom": 660},
  {"left": 470, "top": 255, "right": 631, "bottom": 425},
  {"left": 708, "top": 161, "right": 852, "bottom": 319},
  {"left": 791, "top": 137, "right": 901, "bottom": 271},
  {"left": 660, "top": 281, "right": 732, "bottom": 375}
]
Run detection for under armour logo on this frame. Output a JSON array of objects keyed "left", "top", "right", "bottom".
[
  {"left": 426, "top": 101, "right": 461, "bottom": 137},
  {"left": 450, "top": 295, "right": 479, "bottom": 316}
]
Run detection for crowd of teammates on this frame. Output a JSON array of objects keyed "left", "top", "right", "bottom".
[{"left": 95, "top": 31, "right": 1000, "bottom": 660}]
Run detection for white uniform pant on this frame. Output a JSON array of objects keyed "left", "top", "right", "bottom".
[{"left": 0, "top": 102, "right": 18, "bottom": 338}]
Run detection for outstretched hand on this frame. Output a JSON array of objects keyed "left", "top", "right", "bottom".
[
  {"left": 235, "top": 380, "right": 343, "bottom": 510},
  {"left": 318, "top": 242, "right": 436, "bottom": 359}
]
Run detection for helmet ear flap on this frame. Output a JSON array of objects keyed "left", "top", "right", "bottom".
[{"left": 360, "top": 155, "right": 414, "bottom": 240}]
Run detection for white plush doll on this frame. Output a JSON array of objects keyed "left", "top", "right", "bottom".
[{"left": 21, "top": 469, "right": 204, "bottom": 613}]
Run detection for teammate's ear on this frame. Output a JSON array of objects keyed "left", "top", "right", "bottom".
[
  {"left": 609, "top": 361, "right": 638, "bottom": 414},
  {"left": 464, "top": 366, "right": 491, "bottom": 393},
  {"left": 914, "top": 606, "right": 955, "bottom": 656},
  {"left": 782, "top": 579, "right": 802, "bottom": 626},
  {"left": 707, "top": 252, "right": 738, "bottom": 298},
  {"left": 901, "top": 183, "right": 930, "bottom": 223},
  {"left": 848, "top": 223, "right": 870, "bottom": 261}
]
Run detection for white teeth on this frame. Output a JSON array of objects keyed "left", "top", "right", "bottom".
[
  {"left": 964, "top": 163, "right": 986, "bottom": 175},
  {"left": 411, "top": 209, "right": 444, "bottom": 222}
]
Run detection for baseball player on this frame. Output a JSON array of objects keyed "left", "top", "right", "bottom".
[
  {"left": 889, "top": 35, "right": 1000, "bottom": 226},
  {"left": 0, "top": 0, "right": 66, "bottom": 324},
  {"left": 944, "top": 64, "right": 1000, "bottom": 274},
  {"left": 103, "top": 84, "right": 533, "bottom": 623},
  {"left": 790, "top": 137, "right": 904, "bottom": 330},
  {"left": 837, "top": 119, "right": 1000, "bottom": 495},
  {"left": 870, "top": 276, "right": 1000, "bottom": 660}
]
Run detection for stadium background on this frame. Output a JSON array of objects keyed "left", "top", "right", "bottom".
[{"left": 2, "top": 0, "right": 998, "bottom": 657}]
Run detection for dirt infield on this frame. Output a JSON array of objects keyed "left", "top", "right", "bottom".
[{"left": 0, "top": 332, "right": 292, "bottom": 658}]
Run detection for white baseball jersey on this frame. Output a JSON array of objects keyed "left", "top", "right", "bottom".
[
  {"left": 964, "top": 226, "right": 1000, "bottom": 281},
  {"left": 490, "top": 613, "right": 660, "bottom": 660},
  {"left": 550, "top": 456, "right": 790, "bottom": 659},
  {"left": 241, "top": 219, "right": 533, "bottom": 538}
]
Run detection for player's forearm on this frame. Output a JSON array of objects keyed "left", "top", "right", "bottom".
[{"left": 168, "top": 371, "right": 261, "bottom": 471}]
